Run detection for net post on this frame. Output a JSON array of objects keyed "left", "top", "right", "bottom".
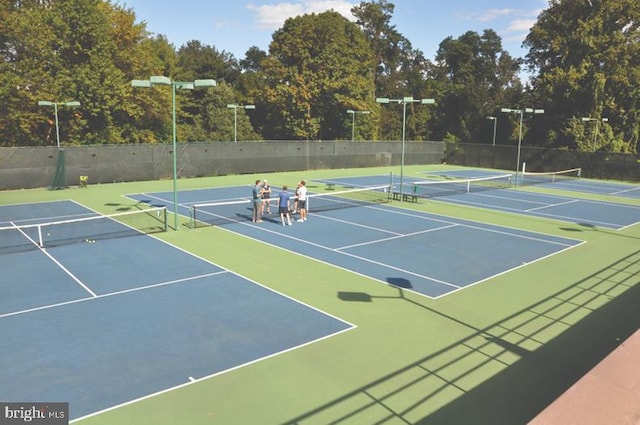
[
  {"left": 163, "top": 207, "right": 168, "bottom": 232},
  {"left": 37, "top": 224, "right": 44, "bottom": 247},
  {"left": 389, "top": 171, "right": 393, "bottom": 201},
  {"left": 520, "top": 162, "right": 526, "bottom": 187}
]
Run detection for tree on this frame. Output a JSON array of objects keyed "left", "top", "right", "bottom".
[
  {"left": 259, "top": 11, "right": 374, "bottom": 140},
  {"left": 524, "top": 0, "right": 640, "bottom": 152},
  {"left": 0, "top": 0, "right": 55, "bottom": 145},
  {"left": 432, "top": 30, "right": 522, "bottom": 143},
  {"left": 352, "top": 0, "right": 436, "bottom": 141},
  {"left": 0, "top": 0, "right": 165, "bottom": 145},
  {"left": 172, "top": 41, "right": 247, "bottom": 142}
]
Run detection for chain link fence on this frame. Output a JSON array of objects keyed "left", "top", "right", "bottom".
[{"left": 0, "top": 140, "right": 445, "bottom": 190}]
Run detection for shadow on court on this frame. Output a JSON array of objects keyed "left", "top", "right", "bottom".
[
  {"left": 559, "top": 222, "right": 640, "bottom": 241},
  {"left": 286, "top": 250, "right": 640, "bottom": 424}
]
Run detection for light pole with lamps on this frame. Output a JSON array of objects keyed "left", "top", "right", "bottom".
[
  {"left": 132, "top": 76, "right": 216, "bottom": 230},
  {"left": 37, "top": 100, "right": 81, "bottom": 148},
  {"left": 346, "top": 109, "right": 370, "bottom": 141},
  {"left": 486, "top": 116, "right": 497, "bottom": 146},
  {"left": 581, "top": 117, "right": 608, "bottom": 151},
  {"left": 226, "top": 104, "right": 255, "bottom": 143},
  {"left": 501, "top": 107, "right": 544, "bottom": 185},
  {"left": 376, "top": 97, "right": 435, "bottom": 197}
]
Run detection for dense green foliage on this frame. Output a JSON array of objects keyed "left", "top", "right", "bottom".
[
  {"left": 433, "top": 29, "right": 522, "bottom": 143},
  {"left": 259, "top": 11, "right": 373, "bottom": 140},
  {"left": 0, "top": 0, "right": 638, "bottom": 153},
  {"left": 525, "top": 0, "right": 640, "bottom": 152}
]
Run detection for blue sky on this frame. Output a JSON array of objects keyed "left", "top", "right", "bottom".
[{"left": 118, "top": 0, "right": 547, "bottom": 62}]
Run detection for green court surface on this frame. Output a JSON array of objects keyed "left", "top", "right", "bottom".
[{"left": 3, "top": 164, "right": 640, "bottom": 425}]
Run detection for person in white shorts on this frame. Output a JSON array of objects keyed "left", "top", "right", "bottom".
[{"left": 296, "top": 180, "right": 307, "bottom": 222}]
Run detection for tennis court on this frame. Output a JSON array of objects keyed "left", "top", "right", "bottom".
[
  {"left": 129, "top": 186, "right": 583, "bottom": 299},
  {"left": 426, "top": 168, "right": 640, "bottom": 199},
  {"left": 0, "top": 200, "right": 352, "bottom": 421},
  {"left": 315, "top": 173, "right": 640, "bottom": 230}
]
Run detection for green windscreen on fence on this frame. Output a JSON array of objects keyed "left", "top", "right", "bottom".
[{"left": 50, "top": 149, "right": 66, "bottom": 190}]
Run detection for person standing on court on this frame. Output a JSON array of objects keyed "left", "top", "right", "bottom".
[
  {"left": 278, "top": 185, "right": 293, "bottom": 226},
  {"left": 292, "top": 182, "right": 300, "bottom": 214},
  {"left": 252, "top": 179, "right": 264, "bottom": 222},
  {"left": 296, "top": 180, "right": 308, "bottom": 222},
  {"left": 261, "top": 179, "right": 272, "bottom": 215}
]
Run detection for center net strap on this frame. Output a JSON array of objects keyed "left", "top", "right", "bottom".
[{"left": 0, "top": 206, "right": 167, "bottom": 255}]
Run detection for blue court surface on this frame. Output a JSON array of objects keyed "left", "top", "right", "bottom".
[
  {"left": 316, "top": 174, "right": 640, "bottom": 230},
  {"left": 0, "top": 201, "right": 352, "bottom": 420},
  {"left": 129, "top": 186, "right": 583, "bottom": 299}
]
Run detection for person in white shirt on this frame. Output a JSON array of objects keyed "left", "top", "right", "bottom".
[{"left": 296, "top": 180, "right": 307, "bottom": 222}]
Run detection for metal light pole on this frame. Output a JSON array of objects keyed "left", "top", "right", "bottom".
[
  {"left": 486, "top": 116, "right": 497, "bottom": 146},
  {"left": 501, "top": 107, "right": 544, "bottom": 185},
  {"left": 581, "top": 117, "right": 608, "bottom": 151},
  {"left": 37, "top": 100, "right": 81, "bottom": 148},
  {"left": 226, "top": 104, "right": 255, "bottom": 143},
  {"left": 346, "top": 109, "right": 370, "bottom": 141},
  {"left": 376, "top": 97, "right": 435, "bottom": 197},
  {"left": 132, "top": 76, "right": 216, "bottom": 230}
]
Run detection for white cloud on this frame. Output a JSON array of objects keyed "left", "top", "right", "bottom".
[
  {"left": 247, "top": 0, "right": 356, "bottom": 30},
  {"left": 467, "top": 8, "right": 519, "bottom": 22},
  {"left": 460, "top": 7, "right": 542, "bottom": 24},
  {"left": 505, "top": 18, "right": 537, "bottom": 34},
  {"left": 458, "top": 7, "right": 542, "bottom": 45},
  {"left": 213, "top": 19, "right": 243, "bottom": 31}
]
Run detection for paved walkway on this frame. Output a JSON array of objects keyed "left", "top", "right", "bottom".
[{"left": 530, "top": 329, "right": 640, "bottom": 425}]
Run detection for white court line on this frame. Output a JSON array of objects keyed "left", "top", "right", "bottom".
[
  {"left": 0, "top": 200, "right": 96, "bottom": 227},
  {"left": 337, "top": 225, "right": 458, "bottom": 250},
  {"left": 0, "top": 271, "right": 226, "bottom": 319},
  {"left": 307, "top": 201, "right": 581, "bottom": 250},
  {"left": 470, "top": 191, "right": 551, "bottom": 206},
  {"left": 312, "top": 214, "right": 403, "bottom": 236},
  {"left": 245, "top": 217, "right": 461, "bottom": 290},
  {"left": 10, "top": 222, "right": 97, "bottom": 298},
  {"left": 431, "top": 196, "right": 626, "bottom": 229},
  {"left": 71, "top": 324, "right": 354, "bottom": 424},
  {"left": 134, "top": 192, "right": 175, "bottom": 206},
  {"left": 526, "top": 199, "right": 580, "bottom": 212},
  {"left": 612, "top": 186, "right": 640, "bottom": 196}
]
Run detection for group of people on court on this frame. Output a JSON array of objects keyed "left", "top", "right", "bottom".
[{"left": 252, "top": 179, "right": 307, "bottom": 225}]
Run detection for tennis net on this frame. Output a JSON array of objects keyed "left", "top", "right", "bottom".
[
  {"left": 0, "top": 206, "right": 167, "bottom": 255},
  {"left": 189, "top": 184, "right": 392, "bottom": 227},
  {"left": 408, "top": 174, "right": 513, "bottom": 199},
  {"left": 519, "top": 168, "right": 581, "bottom": 186}
]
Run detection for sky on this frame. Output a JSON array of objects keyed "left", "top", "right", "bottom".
[{"left": 117, "top": 0, "right": 548, "bottom": 63}]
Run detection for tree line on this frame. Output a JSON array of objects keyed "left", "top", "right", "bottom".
[{"left": 1, "top": 0, "right": 638, "bottom": 153}]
